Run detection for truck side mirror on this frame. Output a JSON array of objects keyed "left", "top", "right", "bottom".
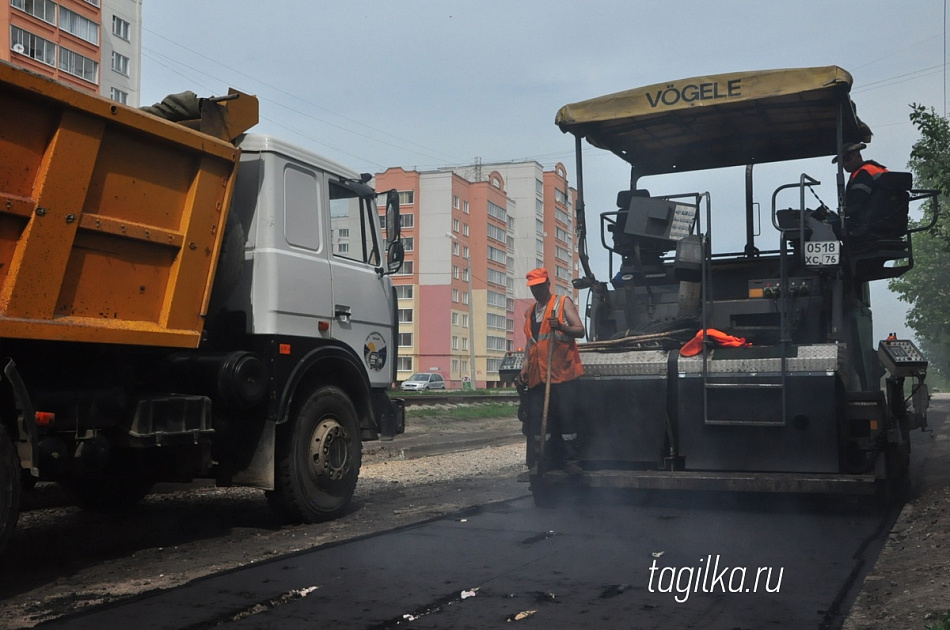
[
  {"left": 385, "top": 189, "right": 401, "bottom": 242},
  {"left": 386, "top": 239, "right": 405, "bottom": 275}
]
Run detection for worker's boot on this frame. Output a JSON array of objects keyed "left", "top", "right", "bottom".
[{"left": 561, "top": 440, "right": 582, "bottom": 475}]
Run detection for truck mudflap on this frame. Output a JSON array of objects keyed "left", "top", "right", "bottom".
[{"left": 518, "top": 470, "right": 880, "bottom": 495}]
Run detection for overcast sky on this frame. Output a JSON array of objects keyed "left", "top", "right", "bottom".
[{"left": 141, "top": 1, "right": 947, "bottom": 341}]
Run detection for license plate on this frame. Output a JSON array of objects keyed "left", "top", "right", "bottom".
[{"left": 804, "top": 240, "right": 840, "bottom": 266}]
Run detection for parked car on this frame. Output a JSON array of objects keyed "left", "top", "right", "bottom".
[{"left": 400, "top": 373, "right": 446, "bottom": 391}]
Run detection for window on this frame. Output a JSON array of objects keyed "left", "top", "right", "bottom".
[
  {"left": 487, "top": 268, "right": 505, "bottom": 285},
  {"left": 112, "top": 15, "right": 130, "bottom": 41},
  {"left": 460, "top": 337, "right": 468, "bottom": 351},
  {"left": 452, "top": 289, "right": 459, "bottom": 303},
  {"left": 452, "top": 218, "right": 460, "bottom": 233},
  {"left": 401, "top": 236, "right": 413, "bottom": 252},
  {"left": 59, "top": 47, "right": 98, "bottom": 83},
  {"left": 536, "top": 179, "right": 544, "bottom": 195},
  {"left": 83, "top": 0, "right": 100, "bottom": 5},
  {"left": 463, "top": 246, "right": 469, "bottom": 259},
  {"left": 462, "top": 291, "right": 469, "bottom": 305},
  {"left": 397, "top": 356, "right": 413, "bottom": 372},
  {"left": 453, "top": 195, "right": 460, "bottom": 209},
  {"left": 487, "top": 312, "right": 506, "bottom": 329},
  {"left": 556, "top": 226, "right": 571, "bottom": 244},
  {"left": 462, "top": 223, "right": 469, "bottom": 236},
  {"left": 556, "top": 246, "right": 570, "bottom": 262},
  {"left": 330, "top": 180, "right": 381, "bottom": 266},
  {"left": 398, "top": 308, "right": 413, "bottom": 323},
  {"left": 556, "top": 208, "right": 571, "bottom": 225},
  {"left": 463, "top": 201, "right": 470, "bottom": 214},
  {"left": 110, "top": 87, "right": 128, "bottom": 104},
  {"left": 395, "top": 285, "right": 413, "bottom": 299},
  {"left": 452, "top": 358, "right": 459, "bottom": 373},
  {"left": 536, "top": 218, "right": 544, "bottom": 235},
  {"left": 556, "top": 265, "right": 572, "bottom": 280},
  {"left": 60, "top": 7, "right": 99, "bottom": 45},
  {"left": 487, "top": 223, "right": 505, "bottom": 242},
  {"left": 488, "top": 246, "right": 506, "bottom": 264},
  {"left": 452, "top": 336, "right": 459, "bottom": 350},
  {"left": 11, "top": 0, "right": 56, "bottom": 24},
  {"left": 453, "top": 265, "right": 460, "bottom": 280},
  {"left": 10, "top": 26, "right": 55, "bottom": 66},
  {"left": 461, "top": 313, "right": 468, "bottom": 328},
  {"left": 487, "top": 291, "right": 506, "bottom": 308},
  {"left": 487, "top": 358, "right": 502, "bottom": 373},
  {"left": 487, "top": 336, "right": 507, "bottom": 351},
  {"left": 452, "top": 312, "right": 459, "bottom": 325},
  {"left": 452, "top": 242, "right": 459, "bottom": 256},
  {"left": 398, "top": 333, "right": 413, "bottom": 347},
  {"left": 398, "top": 190, "right": 414, "bottom": 205},
  {"left": 284, "top": 166, "right": 322, "bottom": 250},
  {"left": 399, "top": 214, "right": 414, "bottom": 228},
  {"left": 535, "top": 240, "right": 544, "bottom": 255},
  {"left": 394, "top": 260, "right": 413, "bottom": 275},
  {"left": 487, "top": 202, "right": 506, "bottom": 221},
  {"left": 111, "top": 51, "right": 129, "bottom": 76}
]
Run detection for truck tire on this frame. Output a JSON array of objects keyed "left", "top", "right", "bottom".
[
  {"left": 267, "top": 385, "right": 362, "bottom": 523},
  {"left": 0, "top": 423, "right": 21, "bottom": 554}
]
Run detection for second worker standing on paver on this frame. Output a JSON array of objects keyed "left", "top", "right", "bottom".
[{"left": 518, "top": 268, "right": 586, "bottom": 473}]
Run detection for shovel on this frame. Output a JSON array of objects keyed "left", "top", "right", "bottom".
[{"left": 537, "top": 336, "right": 555, "bottom": 476}]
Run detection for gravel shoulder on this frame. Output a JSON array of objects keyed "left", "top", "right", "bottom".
[{"left": 843, "top": 395, "right": 950, "bottom": 629}]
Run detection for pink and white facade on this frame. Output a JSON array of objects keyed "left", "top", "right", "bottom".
[{"left": 376, "top": 161, "right": 578, "bottom": 389}]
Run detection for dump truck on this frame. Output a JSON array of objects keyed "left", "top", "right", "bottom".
[
  {"left": 0, "top": 61, "right": 406, "bottom": 553},
  {"left": 507, "top": 66, "right": 938, "bottom": 503}
]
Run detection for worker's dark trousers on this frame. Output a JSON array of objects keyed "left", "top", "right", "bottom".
[{"left": 523, "top": 380, "right": 579, "bottom": 468}]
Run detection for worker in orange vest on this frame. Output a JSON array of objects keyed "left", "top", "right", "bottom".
[
  {"left": 518, "top": 268, "right": 585, "bottom": 472},
  {"left": 834, "top": 142, "right": 888, "bottom": 238}
]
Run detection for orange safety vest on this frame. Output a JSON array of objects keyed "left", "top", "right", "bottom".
[
  {"left": 850, "top": 161, "right": 888, "bottom": 182},
  {"left": 523, "top": 295, "right": 584, "bottom": 388},
  {"left": 679, "top": 328, "right": 751, "bottom": 357}
]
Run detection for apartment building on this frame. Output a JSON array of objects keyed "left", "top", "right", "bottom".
[
  {"left": 2, "top": 0, "right": 142, "bottom": 105},
  {"left": 376, "top": 161, "right": 578, "bottom": 389}
]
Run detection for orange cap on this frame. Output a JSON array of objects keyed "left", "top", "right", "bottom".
[{"left": 526, "top": 268, "right": 549, "bottom": 286}]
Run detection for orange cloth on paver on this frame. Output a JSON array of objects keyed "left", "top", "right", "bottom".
[{"left": 679, "top": 329, "right": 751, "bottom": 357}]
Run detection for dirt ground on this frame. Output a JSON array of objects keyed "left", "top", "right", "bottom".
[{"left": 843, "top": 396, "right": 950, "bottom": 629}]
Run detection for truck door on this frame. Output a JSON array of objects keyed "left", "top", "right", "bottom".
[{"left": 327, "top": 180, "right": 394, "bottom": 388}]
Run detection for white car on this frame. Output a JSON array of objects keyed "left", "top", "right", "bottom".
[{"left": 400, "top": 373, "right": 446, "bottom": 391}]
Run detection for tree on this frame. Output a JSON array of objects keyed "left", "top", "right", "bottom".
[{"left": 888, "top": 105, "right": 950, "bottom": 378}]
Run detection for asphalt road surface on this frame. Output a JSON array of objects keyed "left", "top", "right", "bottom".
[{"left": 34, "top": 487, "right": 892, "bottom": 629}]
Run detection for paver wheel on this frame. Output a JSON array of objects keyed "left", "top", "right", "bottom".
[{"left": 267, "top": 386, "right": 362, "bottom": 522}]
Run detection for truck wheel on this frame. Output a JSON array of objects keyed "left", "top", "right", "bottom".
[
  {"left": 267, "top": 385, "right": 361, "bottom": 523},
  {"left": 0, "top": 423, "right": 21, "bottom": 554}
]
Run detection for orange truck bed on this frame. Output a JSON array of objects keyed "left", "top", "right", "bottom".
[{"left": 0, "top": 62, "right": 257, "bottom": 348}]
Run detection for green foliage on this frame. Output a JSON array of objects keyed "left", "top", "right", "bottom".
[
  {"left": 888, "top": 105, "right": 950, "bottom": 376},
  {"left": 406, "top": 402, "right": 518, "bottom": 420},
  {"left": 925, "top": 610, "right": 950, "bottom": 630}
]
